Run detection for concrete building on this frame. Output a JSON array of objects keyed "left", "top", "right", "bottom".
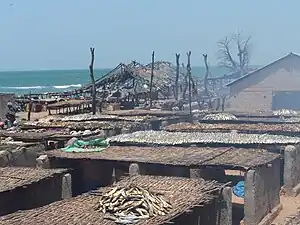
[{"left": 226, "top": 53, "right": 300, "bottom": 112}]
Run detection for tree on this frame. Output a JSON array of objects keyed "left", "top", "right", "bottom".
[
  {"left": 217, "top": 32, "right": 251, "bottom": 76},
  {"left": 89, "top": 47, "right": 96, "bottom": 115}
]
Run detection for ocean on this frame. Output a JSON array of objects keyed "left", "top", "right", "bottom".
[{"left": 0, "top": 66, "right": 230, "bottom": 96}]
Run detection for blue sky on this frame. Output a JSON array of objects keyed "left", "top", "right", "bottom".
[{"left": 0, "top": 0, "right": 299, "bottom": 70}]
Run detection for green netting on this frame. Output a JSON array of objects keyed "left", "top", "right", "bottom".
[{"left": 62, "top": 138, "right": 109, "bottom": 153}]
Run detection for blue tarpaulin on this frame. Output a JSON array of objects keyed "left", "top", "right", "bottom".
[{"left": 233, "top": 181, "right": 245, "bottom": 198}]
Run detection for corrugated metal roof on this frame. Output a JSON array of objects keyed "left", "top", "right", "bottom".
[{"left": 226, "top": 52, "right": 300, "bottom": 87}]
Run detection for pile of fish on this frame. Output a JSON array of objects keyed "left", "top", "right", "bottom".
[
  {"left": 273, "top": 109, "right": 298, "bottom": 116},
  {"left": 109, "top": 130, "right": 300, "bottom": 145},
  {"left": 23, "top": 120, "right": 150, "bottom": 132},
  {"left": 284, "top": 117, "right": 300, "bottom": 123},
  {"left": 164, "top": 122, "right": 300, "bottom": 132},
  {"left": 202, "top": 113, "right": 238, "bottom": 121},
  {"left": 60, "top": 114, "right": 117, "bottom": 122},
  {"left": 0, "top": 137, "right": 24, "bottom": 145},
  {"left": 93, "top": 185, "right": 172, "bottom": 224}
]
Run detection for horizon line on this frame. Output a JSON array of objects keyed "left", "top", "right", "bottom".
[{"left": 0, "top": 64, "right": 261, "bottom": 73}]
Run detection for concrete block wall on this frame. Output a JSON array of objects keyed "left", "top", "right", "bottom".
[
  {"left": 0, "top": 93, "right": 14, "bottom": 120},
  {"left": 284, "top": 145, "right": 300, "bottom": 196},
  {"left": 48, "top": 157, "right": 114, "bottom": 195},
  {"left": 0, "top": 144, "right": 45, "bottom": 167},
  {"left": 244, "top": 159, "right": 281, "bottom": 225},
  {"left": 0, "top": 172, "right": 71, "bottom": 216}
]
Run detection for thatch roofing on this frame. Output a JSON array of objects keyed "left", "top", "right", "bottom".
[
  {"left": 0, "top": 130, "right": 56, "bottom": 142},
  {"left": 47, "top": 146, "right": 279, "bottom": 169},
  {"left": 0, "top": 175, "right": 222, "bottom": 225},
  {"left": 47, "top": 99, "right": 91, "bottom": 110},
  {"left": 0, "top": 167, "right": 68, "bottom": 193},
  {"left": 77, "top": 61, "right": 188, "bottom": 97}
]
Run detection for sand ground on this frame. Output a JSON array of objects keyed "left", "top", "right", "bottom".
[
  {"left": 16, "top": 111, "right": 49, "bottom": 121},
  {"left": 272, "top": 193, "right": 300, "bottom": 224}
]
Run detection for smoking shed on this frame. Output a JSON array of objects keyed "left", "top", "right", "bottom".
[
  {"left": 0, "top": 175, "right": 231, "bottom": 225},
  {"left": 0, "top": 167, "right": 71, "bottom": 216},
  {"left": 46, "top": 145, "right": 281, "bottom": 225}
]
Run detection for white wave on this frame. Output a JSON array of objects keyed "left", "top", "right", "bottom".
[
  {"left": 0, "top": 86, "right": 45, "bottom": 89},
  {"left": 0, "top": 84, "right": 82, "bottom": 90},
  {"left": 53, "top": 84, "right": 82, "bottom": 89}
]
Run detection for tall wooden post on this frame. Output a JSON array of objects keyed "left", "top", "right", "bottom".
[
  {"left": 149, "top": 51, "right": 155, "bottom": 107},
  {"left": 27, "top": 91, "right": 32, "bottom": 121},
  {"left": 187, "top": 51, "right": 192, "bottom": 115},
  {"left": 203, "top": 54, "right": 209, "bottom": 96},
  {"left": 175, "top": 53, "right": 180, "bottom": 100},
  {"left": 89, "top": 47, "right": 96, "bottom": 115}
]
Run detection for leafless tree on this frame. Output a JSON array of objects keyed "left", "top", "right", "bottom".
[{"left": 217, "top": 32, "right": 251, "bottom": 76}]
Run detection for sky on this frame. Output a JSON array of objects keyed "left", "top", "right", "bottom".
[{"left": 0, "top": 0, "right": 299, "bottom": 71}]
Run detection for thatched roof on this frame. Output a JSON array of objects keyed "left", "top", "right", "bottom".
[
  {"left": 0, "top": 175, "right": 221, "bottom": 225},
  {"left": 0, "top": 167, "right": 68, "bottom": 193},
  {"left": 77, "top": 61, "right": 188, "bottom": 97},
  {"left": 47, "top": 146, "right": 280, "bottom": 169}
]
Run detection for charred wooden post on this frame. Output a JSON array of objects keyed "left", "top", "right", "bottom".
[
  {"left": 89, "top": 47, "right": 96, "bottom": 115},
  {"left": 181, "top": 63, "right": 188, "bottom": 100},
  {"left": 27, "top": 92, "right": 32, "bottom": 121},
  {"left": 149, "top": 51, "right": 155, "bottom": 107},
  {"left": 175, "top": 53, "right": 180, "bottom": 100},
  {"left": 187, "top": 51, "right": 192, "bottom": 115},
  {"left": 203, "top": 54, "right": 209, "bottom": 96},
  {"left": 221, "top": 96, "right": 226, "bottom": 111}
]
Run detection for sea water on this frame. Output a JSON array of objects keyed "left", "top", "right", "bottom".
[{"left": 0, "top": 67, "right": 229, "bottom": 95}]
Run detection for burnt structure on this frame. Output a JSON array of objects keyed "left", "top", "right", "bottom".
[{"left": 76, "top": 61, "right": 198, "bottom": 106}]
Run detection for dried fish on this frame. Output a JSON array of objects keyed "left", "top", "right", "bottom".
[
  {"left": 164, "top": 122, "right": 300, "bottom": 133},
  {"left": 273, "top": 109, "right": 298, "bottom": 116},
  {"left": 23, "top": 120, "right": 150, "bottom": 132},
  {"left": 284, "top": 117, "right": 300, "bottom": 123},
  {"left": 94, "top": 185, "right": 172, "bottom": 224},
  {"left": 202, "top": 113, "right": 238, "bottom": 121},
  {"left": 109, "top": 130, "right": 300, "bottom": 145},
  {"left": 60, "top": 113, "right": 151, "bottom": 122}
]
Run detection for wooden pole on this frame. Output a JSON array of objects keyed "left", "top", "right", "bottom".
[
  {"left": 149, "top": 51, "right": 155, "bottom": 107},
  {"left": 203, "top": 54, "right": 209, "bottom": 96},
  {"left": 175, "top": 53, "right": 180, "bottom": 100},
  {"left": 187, "top": 51, "right": 192, "bottom": 115},
  {"left": 89, "top": 47, "right": 96, "bottom": 115},
  {"left": 27, "top": 91, "right": 32, "bottom": 121}
]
